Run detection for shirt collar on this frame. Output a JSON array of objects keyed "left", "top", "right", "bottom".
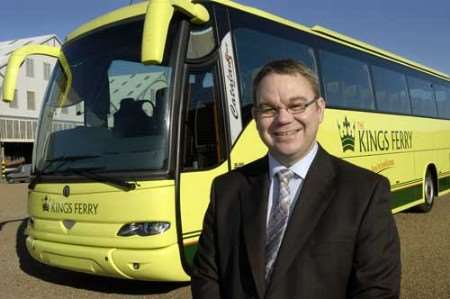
[{"left": 269, "top": 142, "right": 319, "bottom": 180}]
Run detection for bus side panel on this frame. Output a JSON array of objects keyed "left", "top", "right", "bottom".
[
  {"left": 435, "top": 120, "right": 450, "bottom": 195},
  {"left": 412, "top": 117, "right": 439, "bottom": 201},
  {"left": 318, "top": 109, "right": 421, "bottom": 212},
  {"left": 179, "top": 163, "right": 229, "bottom": 266}
]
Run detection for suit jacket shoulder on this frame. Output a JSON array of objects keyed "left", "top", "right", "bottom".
[{"left": 212, "top": 156, "right": 268, "bottom": 193}]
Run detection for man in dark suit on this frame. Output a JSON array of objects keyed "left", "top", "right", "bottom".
[{"left": 191, "top": 59, "right": 401, "bottom": 298}]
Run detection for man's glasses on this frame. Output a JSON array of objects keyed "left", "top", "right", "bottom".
[{"left": 254, "top": 96, "right": 320, "bottom": 118}]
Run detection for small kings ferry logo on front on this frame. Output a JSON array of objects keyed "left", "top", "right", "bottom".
[{"left": 41, "top": 196, "right": 99, "bottom": 215}]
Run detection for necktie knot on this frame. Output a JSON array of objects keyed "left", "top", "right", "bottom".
[{"left": 277, "top": 168, "right": 295, "bottom": 188}]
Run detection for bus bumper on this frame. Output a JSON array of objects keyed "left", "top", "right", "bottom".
[{"left": 26, "top": 236, "right": 190, "bottom": 281}]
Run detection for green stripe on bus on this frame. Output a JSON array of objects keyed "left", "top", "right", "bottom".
[
  {"left": 182, "top": 230, "right": 202, "bottom": 239},
  {"left": 439, "top": 176, "right": 450, "bottom": 192},
  {"left": 391, "top": 184, "right": 422, "bottom": 210},
  {"left": 184, "top": 243, "right": 198, "bottom": 267}
]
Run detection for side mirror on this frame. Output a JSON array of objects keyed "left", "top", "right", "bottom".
[
  {"left": 2, "top": 44, "right": 72, "bottom": 106},
  {"left": 2, "top": 45, "right": 60, "bottom": 102},
  {"left": 141, "top": 0, "right": 209, "bottom": 64}
]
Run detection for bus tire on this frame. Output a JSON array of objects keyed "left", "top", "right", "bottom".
[{"left": 415, "top": 171, "right": 435, "bottom": 213}]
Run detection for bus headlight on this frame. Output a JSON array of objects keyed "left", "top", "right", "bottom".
[{"left": 117, "top": 221, "right": 170, "bottom": 236}]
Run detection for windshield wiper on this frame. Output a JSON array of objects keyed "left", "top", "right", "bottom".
[
  {"left": 28, "top": 155, "right": 100, "bottom": 190},
  {"left": 66, "top": 167, "right": 137, "bottom": 192}
]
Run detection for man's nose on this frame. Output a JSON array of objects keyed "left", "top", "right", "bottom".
[{"left": 275, "top": 108, "right": 294, "bottom": 123}]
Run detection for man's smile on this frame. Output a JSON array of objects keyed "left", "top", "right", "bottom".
[{"left": 273, "top": 128, "right": 302, "bottom": 137}]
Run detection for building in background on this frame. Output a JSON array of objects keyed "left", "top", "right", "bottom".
[{"left": 0, "top": 34, "right": 61, "bottom": 168}]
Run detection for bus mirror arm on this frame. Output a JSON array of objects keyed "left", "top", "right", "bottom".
[
  {"left": 141, "top": 0, "right": 209, "bottom": 65},
  {"left": 2, "top": 45, "right": 61, "bottom": 102}
]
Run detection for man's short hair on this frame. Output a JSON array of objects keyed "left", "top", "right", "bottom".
[{"left": 252, "top": 59, "right": 320, "bottom": 104}]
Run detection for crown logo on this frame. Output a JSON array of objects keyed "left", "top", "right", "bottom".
[{"left": 337, "top": 116, "right": 355, "bottom": 152}]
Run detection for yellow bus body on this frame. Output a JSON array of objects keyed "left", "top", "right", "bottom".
[{"left": 26, "top": 180, "right": 188, "bottom": 281}]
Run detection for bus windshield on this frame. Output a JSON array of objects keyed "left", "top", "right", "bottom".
[{"left": 35, "top": 19, "right": 174, "bottom": 176}]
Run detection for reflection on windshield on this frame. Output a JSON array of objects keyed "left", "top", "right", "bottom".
[{"left": 35, "top": 19, "right": 174, "bottom": 175}]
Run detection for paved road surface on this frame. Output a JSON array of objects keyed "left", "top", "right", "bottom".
[{"left": 0, "top": 183, "right": 449, "bottom": 298}]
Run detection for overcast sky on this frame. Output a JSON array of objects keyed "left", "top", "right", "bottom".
[{"left": 1, "top": 0, "right": 450, "bottom": 75}]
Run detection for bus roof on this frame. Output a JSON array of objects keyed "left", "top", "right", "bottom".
[
  {"left": 66, "top": 2, "right": 148, "bottom": 42},
  {"left": 66, "top": 0, "right": 450, "bottom": 81}
]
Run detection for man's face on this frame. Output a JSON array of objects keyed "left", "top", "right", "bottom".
[{"left": 253, "top": 73, "right": 325, "bottom": 166}]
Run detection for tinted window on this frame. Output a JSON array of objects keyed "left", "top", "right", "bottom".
[
  {"left": 182, "top": 66, "right": 226, "bottom": 170},
  {"left": 231, "top": 10, "right": 317, "bottom": 126},
  {"left": 319, "top": 50, "right": 375, "bottom": 110},
  {"left": 434, "top": 84, "right": 450, "bottom": 118},
  {"left": 34, "top": 19, "right": 177, "bottom": 174},
  {"left": 372, "top": 65, "right": 411, "bottom": 114},
  {"left": 408, "top": 76, "right": 437, "bottom": 117}
]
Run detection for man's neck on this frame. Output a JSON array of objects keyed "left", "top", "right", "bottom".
[{"left": 272, "top": 142, "right": 318, "bottom": 167}]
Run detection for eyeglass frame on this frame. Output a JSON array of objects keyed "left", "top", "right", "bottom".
[{"left": 253, "top": 96, "right": 321, "bottom": 118}]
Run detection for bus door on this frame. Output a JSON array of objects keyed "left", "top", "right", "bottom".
[
  {"left": 178, "top": 61, "right": 229, "bottom": 266},
  {"left": 176, "top": 17, "right": 231, "bottom": 272}
]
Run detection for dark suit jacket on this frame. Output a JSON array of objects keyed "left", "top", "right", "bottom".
[{"left": 191, "top": 146, "right": 401, "bottom": 299}]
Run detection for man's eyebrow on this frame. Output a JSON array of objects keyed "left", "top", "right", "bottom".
[
  {"left": 256, "top": 101, "right": 271, "bottom": 106},
  {"left": 288, "top": 96, "right": 309, "bottom": 103}
]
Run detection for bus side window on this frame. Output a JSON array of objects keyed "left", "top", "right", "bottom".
[
  {"left": 434, "top": 84, "right": 450, "bottom": 118},
  {"left": 182, "top": 67, "right": 226, "bottom": 170},
  {"left": 408, "top": 76, "right": 437, "bottom": 117},
  {"left": 319, "top": 50, "right": 375, "bottom": 110},
  {"left": 372, "top": 65, "right": 411, "bottom": 114}
]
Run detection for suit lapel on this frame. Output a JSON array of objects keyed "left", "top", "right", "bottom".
[
  {"left": 241, "top": 157, "right": 269, "bottom": 299},
  {"left": 268, "top": 147, "right": 337, "bottom": 290}
]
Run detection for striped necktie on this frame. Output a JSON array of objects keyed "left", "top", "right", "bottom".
[{"left": 265, "top": 168, "right": 295, "bottom": 282}]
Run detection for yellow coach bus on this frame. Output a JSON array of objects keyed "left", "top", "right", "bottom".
[{"left": 3, "top": 0, "right": 450, "bottom": 281}]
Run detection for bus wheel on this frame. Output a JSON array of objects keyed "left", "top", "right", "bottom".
[{"left": 416, "top": 171, "right": 435, "bottom": 213}]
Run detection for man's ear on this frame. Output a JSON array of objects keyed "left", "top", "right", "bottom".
[
  {"left": 317, "top": 97, "right": 326, "bottom": 122},
  {"left": 251, "top": 105, "right": 257, "bottom": 119}
]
